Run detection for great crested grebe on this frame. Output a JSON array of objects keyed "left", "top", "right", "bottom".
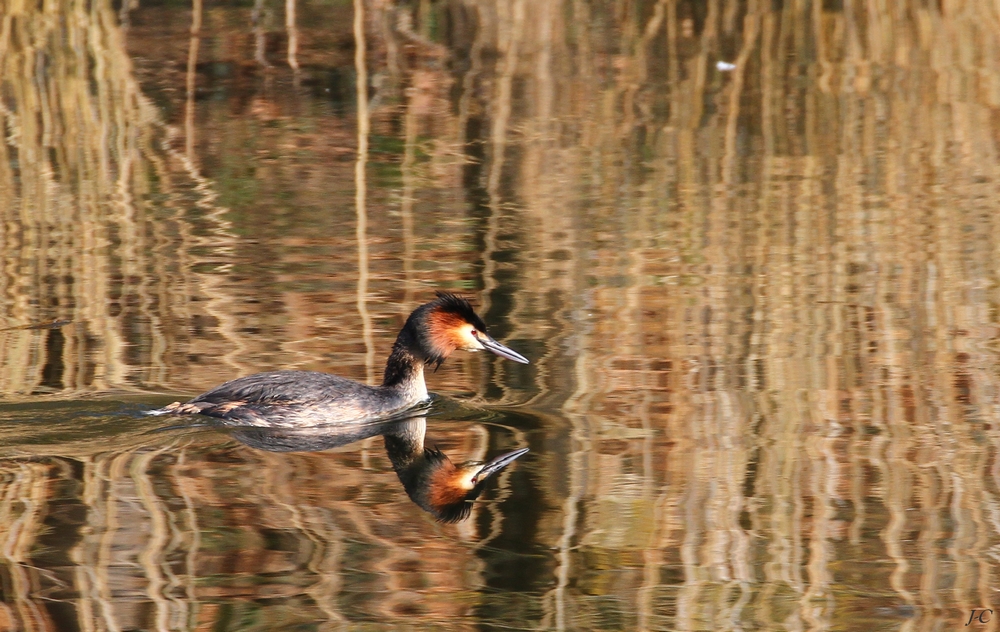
[{"left": 149, "top": 292, "right": 529, "bottom": 427}]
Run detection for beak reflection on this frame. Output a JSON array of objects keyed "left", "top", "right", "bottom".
[{"left": 475, "top": 447, "right": 531, "bottom": 483}]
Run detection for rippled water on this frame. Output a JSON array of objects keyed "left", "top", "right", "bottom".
[{"left": 2, "top": 0, "right": 1000, "bottom": 630}]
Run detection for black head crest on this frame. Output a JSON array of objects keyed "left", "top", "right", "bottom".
[
  {"left": 436, "top": 499, "right": 475, "bottom": 524},
  {"left": 432, "top": 291, "right": 487, "bottom": 331},
  {"left": 424, "top": 446, "right": 447, "bottom": 461}
]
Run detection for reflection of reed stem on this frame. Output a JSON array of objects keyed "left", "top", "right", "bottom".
[
  {"left": 1, "top": 464, "right": 51, "bottom": 631},
  {"left": 456, "top": 4, "right": 484, "bottom": 152},
  {"left": 252, "top": 0, "right": 270, "bottom": 67},
  {"left": 551, "top": 341, "right": 595, "bottom": 630},
  {"left": 133, "top": 448, "right": 175, "bottom": 632},
  {"left": 721, "top": 6, "right": 759, "bottom": 187},
  {"left": 98, "top": 455, "right": 126, "bottom": 632},
  {"left": 354, "top": 0, "right": 375, "bottom": 383},
  {"left": 400, "top": 84, "right": 418, "bottom": 310},
  {"left": 185, "top": 0, "right": 202, "bottom": 163},
  {"left": 482, "top": 0, "right": 525, "bottom": 308},
  {"left": 172, "top": 450, "right": 201, "bottom": 631},
  {"left": 286, "top": 0, "right": 299, "bottom": 71}
]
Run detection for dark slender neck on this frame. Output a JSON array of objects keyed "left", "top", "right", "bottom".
[
  {"left": 381, "top": 325, "right": 425, "bottom": 388},
  {"left": 382, "top": 419, "right": 427, "bottom": 474}
]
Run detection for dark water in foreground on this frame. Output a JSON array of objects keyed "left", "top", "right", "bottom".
[{"left": 3, "top": 0, "right": 1000, "bottom": 630}]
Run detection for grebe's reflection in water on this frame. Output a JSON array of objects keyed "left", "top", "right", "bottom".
[{"left": 228, "top": 414, "right": 528, "bottom": 523}]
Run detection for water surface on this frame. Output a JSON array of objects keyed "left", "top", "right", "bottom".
[{"left": 1, "top": 0, "right": 1000, "bottom": 630}]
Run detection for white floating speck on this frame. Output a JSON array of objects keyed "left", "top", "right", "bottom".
[{"left": 716, "top": 61, "right": 737, "bottom": 72}]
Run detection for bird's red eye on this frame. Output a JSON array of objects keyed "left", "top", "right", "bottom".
[{"left": 471, "top": 330, "right": 478, "bottom": 337}]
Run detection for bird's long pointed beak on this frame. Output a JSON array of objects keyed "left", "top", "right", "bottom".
[
  {"left": 480, "top": 335, "right": 530, "bottom": 364},
  {"left": 476, "top": 447, "right": 530, "bottom": 482}
]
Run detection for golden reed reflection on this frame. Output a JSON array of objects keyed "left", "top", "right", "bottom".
[
  {"left": 0, "top": 0, "right": 254, "bottom": 397},
  {"left": 1, "top": 0, "right": 1000, "bottom": 630}
]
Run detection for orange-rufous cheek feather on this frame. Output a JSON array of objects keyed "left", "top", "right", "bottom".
[
  {"left": 428, "top": 463, "right": 470, "bottom": 507},
  {"left": 427, "top": 310, "right": 472, "bottom": 356}
]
